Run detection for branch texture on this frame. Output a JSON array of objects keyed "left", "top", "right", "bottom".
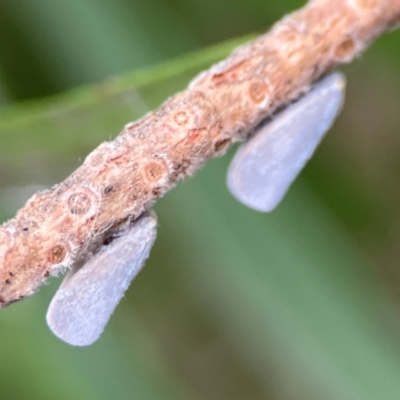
[{"left": 1, "top": 0, "right": 399, "bottom": 307}]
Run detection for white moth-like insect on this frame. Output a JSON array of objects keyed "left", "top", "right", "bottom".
[
  {"left": 227, "top": 72, "right": 346, "bottom": 212},
  {"left": 47, "top": 212, "right": 157, "bottom": 346},
  {"left": 46, "top": 72, "right": 345, "bottom": 346}
]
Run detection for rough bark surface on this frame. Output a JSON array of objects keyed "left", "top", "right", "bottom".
[{"left": 1, "top": 0, "right": 399, "bottom": 307}]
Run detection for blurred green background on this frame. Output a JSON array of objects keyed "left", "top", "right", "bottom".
[{"left": 1, "top": 0, "right": 400, "bottom": 399}]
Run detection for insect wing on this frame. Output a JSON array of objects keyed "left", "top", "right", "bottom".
[
  {"left": 46, "top": 212, "right": 157, "bottom": 346},
  {"left": 227, "top": 72, "right": 346, "bottom": 212}
]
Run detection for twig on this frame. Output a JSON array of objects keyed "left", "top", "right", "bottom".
[{"left": 0, "top": 0, "right": 399, "bottom": 307}]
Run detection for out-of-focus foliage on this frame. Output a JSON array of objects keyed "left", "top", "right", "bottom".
[{"left": 1, "top": 1, "right": 400, "bottom": 399}]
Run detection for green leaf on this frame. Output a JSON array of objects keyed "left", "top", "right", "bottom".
[{"left": 1, "top": 34, "right": 400, "bottom": 400}]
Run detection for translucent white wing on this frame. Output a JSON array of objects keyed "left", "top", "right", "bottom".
[
  {"left": 46, "top": 212, "right": 157, "bottom": 346},
  {"left": 227, "top": 72, "right": 346, "bottom": 212}
]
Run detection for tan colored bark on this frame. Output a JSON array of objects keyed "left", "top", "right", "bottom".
[{"left": 1, "top": 0, "right": 399, "bottom": 307}]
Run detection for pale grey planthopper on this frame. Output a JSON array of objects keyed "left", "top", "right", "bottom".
[{"left": 47, "top": 72, "right": 346, "bottom": 346}]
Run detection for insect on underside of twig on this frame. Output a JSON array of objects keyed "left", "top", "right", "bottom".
[{"left": 1, "top": 0, "right": 399, "bottom": 345}]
